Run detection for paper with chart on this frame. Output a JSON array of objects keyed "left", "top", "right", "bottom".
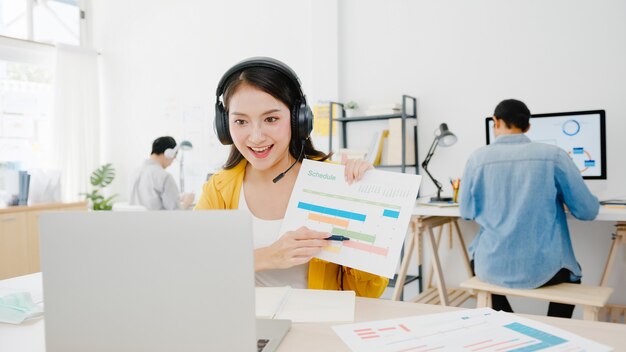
[
  {"left": 280, "top": 159, "right": 421, "bottom": 278},
  {"left": 332, "top": 308, "right": 612, "bottom": 352}
]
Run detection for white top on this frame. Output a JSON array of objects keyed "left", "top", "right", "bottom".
[
  {"left": 238, "top": 185, "right": 308, "bottom": 288},
  {"left": 129, "top": 159, "right": 180, "bottom": 210}
]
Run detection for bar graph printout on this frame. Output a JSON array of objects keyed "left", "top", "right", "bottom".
[
  {"left": 280, "top": 159, "right": 421, "bottom": 278},
  {"left": 332, "top": 308, "right": 612, "bottom": 352}
]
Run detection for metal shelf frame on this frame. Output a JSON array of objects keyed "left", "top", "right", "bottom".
[{"left": 328, "top": 95, "right": 418, "bottom": 175}]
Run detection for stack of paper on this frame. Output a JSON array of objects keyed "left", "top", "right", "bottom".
[
  {"left": 255, "top": 287, "right": 355, "bottom": 323},
  {"left": 332, "top": 308, "right": 612, "bottom": 352}
]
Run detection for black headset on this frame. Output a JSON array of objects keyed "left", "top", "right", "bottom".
[{"left": 214, "top": 57, "right": 313, "bottom": 146}]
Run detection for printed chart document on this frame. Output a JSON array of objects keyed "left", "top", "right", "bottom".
[
  {"left": 255, "top": 287, "right": 355, "bottom": 323},
  {"left": 280, "top": 159, "right": 421, "bottom": 278},
  {"left": 332, "top": 308, "right": 612, "bottom": 352}
]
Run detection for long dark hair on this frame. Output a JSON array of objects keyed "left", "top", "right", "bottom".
[{"left": 221, "top": 66, "right": 330, "bottom": 169}]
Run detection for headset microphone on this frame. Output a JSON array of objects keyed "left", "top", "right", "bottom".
[{"left": 272, "top": 140, "right": 305, "bottom": 183}]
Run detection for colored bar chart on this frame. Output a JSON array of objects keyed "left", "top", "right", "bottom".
[
  {"left": 303, "top": 189, "right": 401, "bottom": 210},
  {"left": 343, "top": 240, "right": 389, "bottom": 256},
  {"left": 298, "top": 201, "right": 367, "bottom": 221},
  {"left": 281, "top": 160, "right": 422, "bottom": 278},
  {"left": 353, "top": 324, "right": 412, "bottom": 341},
  {"left": 383, "top": 209, "right": 400, "bottom": 218},
  {"left": 307, "top": 213, "right": 349, "bottom": 228},
  {"left": 332, "top": 228, "right": 376, "bottom": 243}
]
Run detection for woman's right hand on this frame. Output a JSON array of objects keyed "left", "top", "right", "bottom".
[{"left": 255, "top": 226, "right": 330, "bottom": 271}]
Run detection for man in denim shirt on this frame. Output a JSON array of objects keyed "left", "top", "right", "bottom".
[{"left": 459, "top": 99, "right": 599, "bottom": 318}]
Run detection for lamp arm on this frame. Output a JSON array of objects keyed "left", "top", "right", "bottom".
[
  {"left": 421, "top": 136, "right": 439, "bottom": 168},
  {"left": 421, "top": 137, "right": 444, "bottom": 198}
]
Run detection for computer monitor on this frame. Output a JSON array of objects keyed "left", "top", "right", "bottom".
[{"left": 485, "top": 110, "right": 606, "bottom": 180}]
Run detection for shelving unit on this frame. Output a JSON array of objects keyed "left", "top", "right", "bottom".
[
  {"left": 328, "top": 95, "right": 418, "bottom": 174},
  {"left": 326, "top": 94, "right": 421, "bottom": 299}
]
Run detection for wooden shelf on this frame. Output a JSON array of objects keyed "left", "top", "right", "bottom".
[{"left": 333, "top": 113, "right": 416, "bottom": 122}]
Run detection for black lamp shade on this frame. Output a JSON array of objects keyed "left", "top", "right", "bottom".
[{"left": 437, "top": 123, "right": 457, "bottom": 147}]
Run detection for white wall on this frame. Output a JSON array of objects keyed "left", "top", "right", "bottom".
[
  {"left": 338, "top": 0, "right": 626, "bottom": 199},
  {"left": 337, "top": 0, "right": 626, "bottom": 310},
  {"left": 93, "top": 0, "right": 626, "bottom": 310},
  {"left": 92, "top": 0, "right": 339, "bottom": 199}
]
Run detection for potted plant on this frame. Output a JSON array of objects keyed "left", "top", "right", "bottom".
[
  {"left": 82, "top": 163, "right": 118, "bottom": 210},
  {"left": 345, "top": 101, "right": 359, "bottom": 117}
]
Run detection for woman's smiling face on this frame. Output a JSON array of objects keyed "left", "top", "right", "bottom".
[{"left": 228, "top": 83, "right": 292, "bottom": 172}]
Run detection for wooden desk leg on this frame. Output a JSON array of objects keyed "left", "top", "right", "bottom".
[
  {"left": 448, "top": 220, "right": 453, "bottom": 249},
  {"left": 425, "top": 225, "right": 444, "bottom": 289},
  {"left": 600, "top": 223, "right": 625, "bottom": 287},
  {"left": 583, "top": 306, "right": 600, "bottom": 321},
  {"left": 427, "top": 226, "right": 449, "bottom": 306},
  {"left": 476, "top": 291, "right": 490, "bottom": 308},
  {"left": 426, "top": 220, "right": 473, "bottom": 288},
  {"left": 392, "top": 227, "right": 416, "bottom": 301},
  {"left": 452, "top": 220, "right": 474, "bottom": 279}
]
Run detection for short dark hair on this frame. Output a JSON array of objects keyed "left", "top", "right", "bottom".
[
  {"left": 151, "top": 136, "right": 176, "bottom": 155},
  {"left": 493, "top": 99, "right": 531, "bottom": 131},
  {"left": 221, "top": 65, "right": 329, "bottom": 169}
]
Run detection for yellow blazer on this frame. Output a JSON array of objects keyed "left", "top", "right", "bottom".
[{"left": 195, "top": 159, "right": 388, "bottom": 298}]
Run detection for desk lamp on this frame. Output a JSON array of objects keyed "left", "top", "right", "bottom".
[
  {"left": 178, "top": 140, "right": 193, "bottom": 193},
  {"left": 421, "top": 123, "right": 457, "bottom": 202}
]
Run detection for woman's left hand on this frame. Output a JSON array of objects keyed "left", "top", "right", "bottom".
[{"left": 343, "top": 158, "right": 374, "bottom": 185}]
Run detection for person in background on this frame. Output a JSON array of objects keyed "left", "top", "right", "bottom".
[
  {"left": 195, "top": 57, "right": 388, "bottom": 297},
  {"left": 129, "top": 136, "right": 194, "bottom": 210},
  {"left": 459, "top": 99, "right": 599, "bottom": 318}
]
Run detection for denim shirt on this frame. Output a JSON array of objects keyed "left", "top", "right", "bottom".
[{"left": 459, "top": 134, "right": 599, "bottom": 288}]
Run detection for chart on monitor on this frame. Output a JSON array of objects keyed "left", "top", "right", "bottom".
[{"left": 485, "top": 110, "right": 606, "bottom": 179}]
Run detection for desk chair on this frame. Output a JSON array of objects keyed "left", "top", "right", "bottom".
[
  {"left": 461, "top": 277, "right": 613, "bottom": 321},
  {"left": 392, "top": 215, "right": 474, "bottom": 306},
  {"left": 460, "top": 221, "right": 623, "bottom": 322}
]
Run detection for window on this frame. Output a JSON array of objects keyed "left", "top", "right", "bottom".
[
  {"left": 0, "top": 0, "right": 82, "bottom": 46},
  {"left": 0, "top": 0, "right": 28, "bottom": 41},
  {"left": 0, "top": 59, "right": 54, "bottom": 170}
]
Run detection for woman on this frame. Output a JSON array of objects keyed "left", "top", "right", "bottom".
[{"left": 195, "top": 57, "right": 388, "bottom": 298}]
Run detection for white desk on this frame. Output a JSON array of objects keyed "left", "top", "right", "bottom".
[
  {"left": 2, "top": 274, "right": 626, "bottom": 351},
  {"left": 395, "top": 202, "right": 626, "bottom": 310},
  {"left": 413, "top": 200, "right": 626, "bottom": 222}
]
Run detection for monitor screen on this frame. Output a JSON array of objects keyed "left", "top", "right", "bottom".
[{"left": 485, "top": 110, "right": 606, "bottom": 179}]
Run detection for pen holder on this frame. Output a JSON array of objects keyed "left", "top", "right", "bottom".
[{"left": 450, "top": 178, "right": 461, "bottom": 203}]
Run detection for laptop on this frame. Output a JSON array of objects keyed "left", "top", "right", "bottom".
[{"left": 39, "top": 211, "right": 290, "bottom": 352}]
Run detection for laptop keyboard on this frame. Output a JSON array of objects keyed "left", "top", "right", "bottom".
[{"left": 257, "top": 339, "right": 270, "bottom": 352}]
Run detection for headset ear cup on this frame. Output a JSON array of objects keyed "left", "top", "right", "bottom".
[
  {"left": 291, "top": 103, "right": 300, "bottom": 142},
  {"left": 291, "top": 102, "right": 312, "bottom": 143},
  {"left": 164, "top": 145, "right": 178, "bottom": 159},
  {"left": 299, "top": 103, "right": 313, "bottom": 141},
  {"left": 214, "top": 101, "right": 233, "bottom": 145}
]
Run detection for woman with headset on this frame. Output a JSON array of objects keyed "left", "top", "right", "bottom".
[{"left": 195, "top": 58, "right": 388, "bottom": 297}]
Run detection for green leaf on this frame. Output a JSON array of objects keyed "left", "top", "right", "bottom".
[
  {"left": 90, "top": 163, "right": 116, "bottom": 187},
  {"left": 86, "top": 163, "right": 118, "bottom": 210}
]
